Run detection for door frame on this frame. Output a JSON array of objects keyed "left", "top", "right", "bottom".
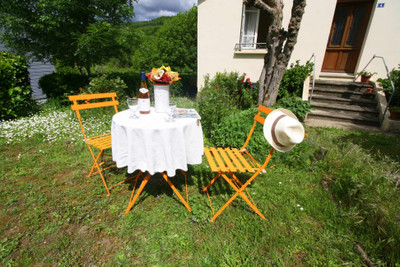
[{"left": 321, "top": 0, "right": 374, "bottom": 74}]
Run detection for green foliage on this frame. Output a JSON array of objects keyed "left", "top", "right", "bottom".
[
  {"left": 131, "top": 7, "right": 197, "bottom": 74},
  {"left": 39, "top": 69, "right": 197, "bottom": 101},
  {"left": 75, "top": 22, "right": 126, "bottom": 73},
  {"left": 198, "top": 72, "right": 258, "bottom": 137},
  {"left": 211, "top": 108, "right": 265, "bottom": 153},
  {"left": 0, "top": 51, "right": 37, "bottom": 120},
  {"left": 39, "top": 73, "right": 90, "bottom": 101},
  {"left": 279, "top": 60, "right": 314, "bottom": 98},
  {"left": 377, "top": 64, "right": 400, "bottom": 107},
  {"left": 357, "top": 70, "right": 377, "bottom": 77},
  {"left": 273, "top": 96, "right": 311, "bottom": 122},
  {"left": 132, "top": 16, "right": 173, "bottom": 36},
  {"left": 1, "top": 236, "right": 20, "bottom": 264},
  {"left": 311, "top": 129, "right": 400, "bottom": 264},
  {"left": 105, "top": 69, "right": 141, "bottom": 97},
  {"left": 0, "top": 0, "right": 137, "bottom": 74},
  {"left": 1, "top": 104, "right": 400, "bottom": 265},
  {"left": 81, "top": 75, "right": 128, "bottom": 101},
  {"left": 210, "top": 108, "right": 317, "bottom": 167}
]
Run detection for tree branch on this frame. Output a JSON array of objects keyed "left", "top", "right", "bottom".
[
  {"left": 282, "top": 0, "right": 306, "bottom": 62},
  {"left": 243, "top": 0, "right": 279, "bottom": 15}
]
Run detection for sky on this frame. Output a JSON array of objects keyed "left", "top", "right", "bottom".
[{"left": 132, "top": 0, "right": 198, "bottom": 22}]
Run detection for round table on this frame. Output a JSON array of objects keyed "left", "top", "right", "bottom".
[{"left": 111, "top": 108, "right": 204, "bottom": 177}]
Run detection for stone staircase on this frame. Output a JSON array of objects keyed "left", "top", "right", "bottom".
[{"left": 306, "top": 80, "right": 380, "bottom": 127}]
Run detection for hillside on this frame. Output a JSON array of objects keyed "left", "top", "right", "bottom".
[{"left": 132, "top": 16, "right": 173, "bottom": 35}]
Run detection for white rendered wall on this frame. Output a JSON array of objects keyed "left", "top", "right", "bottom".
[
  {"left": 283, "top": 0, "right": 336, "bottom": 77},
  {"left": 355, "top": 1, "right": 400, "bottom": 81},
  {"left": 198, "top": 0, "right": 400, "bottom": 90},
  {"left": 198, "top": 0, "right": 265, "bottom": 89}
]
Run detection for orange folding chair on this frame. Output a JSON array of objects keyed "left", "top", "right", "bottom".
[
  {"left": 69, "top": 93, "right": 139, "bottom": 196},
  {"left": 202, "top": 105, "right": 305, "bottom": 221}
]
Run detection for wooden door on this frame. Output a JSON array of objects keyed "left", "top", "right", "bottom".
[{"left": 322, "top": 1, "right": 373, "bottom": 73}]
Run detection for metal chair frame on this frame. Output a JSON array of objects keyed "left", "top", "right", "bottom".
[
  {"left": 202, "top": 105, "right": 275, "bottom": 221},
  {"left": 69, "top": 93, "right": 138, "bottom": 196}
]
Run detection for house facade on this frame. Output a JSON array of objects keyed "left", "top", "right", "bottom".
[{"left": 197, "top": 0, "right": 400, "bottom": 89}]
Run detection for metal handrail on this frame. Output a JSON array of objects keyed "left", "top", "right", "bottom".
[
  {"left": 308, "top": 53, "right": 316, "bottom": 104},
  {"left": 355, "top": 55, "right": 396, "bottom": 126}
]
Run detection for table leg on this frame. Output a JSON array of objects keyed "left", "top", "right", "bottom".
[
  {"left": 161, "top": 172, "right": 192, "bottom": 213},
  {"left": 124, "top": 173, "right": 151, "bottom": 215}
]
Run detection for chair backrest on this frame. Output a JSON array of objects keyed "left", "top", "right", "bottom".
[
  {"left": 69, "top": 92, "right": 119, "bottom": 140},
  {"left": 240, "top": 105, "right": 273, "bottom": 151}
]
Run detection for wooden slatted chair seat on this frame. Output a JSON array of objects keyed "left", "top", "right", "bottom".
[
  {"left": 85, "top": 133, "right": 112, "bottom": 150},
  {"left": 204, "top": 147, "right": 262, "bottom": 173}
]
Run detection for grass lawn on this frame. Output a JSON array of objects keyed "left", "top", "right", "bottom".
[{"left": 1, "top": 98, "right": 399, "bottom": 266}]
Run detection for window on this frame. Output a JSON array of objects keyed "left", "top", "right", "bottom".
[{"left": 237, "top": 4, "right": 269, "bottom": 51}]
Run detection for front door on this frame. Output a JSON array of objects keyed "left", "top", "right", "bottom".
[{"left": 322, "top": 0, "right": 373, "bottom": 73}]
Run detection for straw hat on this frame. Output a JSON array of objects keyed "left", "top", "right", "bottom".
[{"left": 263, "top": 108, "right": 305, "bottom": 152}]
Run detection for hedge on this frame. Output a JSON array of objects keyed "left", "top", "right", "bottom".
[
  {"left": 0, "top": 51, "right": 37, "bottom": 120},
  {"left": 39, "top": 69, "right": 197, "bottom": 100}
]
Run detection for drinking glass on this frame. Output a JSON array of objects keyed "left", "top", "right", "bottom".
[
  {"left": 167, "top": 100, "right": 177, "bottom": 122},
  {"left": 127, "top": 98, "right": 139, "bottom": 119}
]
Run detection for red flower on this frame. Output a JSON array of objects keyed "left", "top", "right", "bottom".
[
  {"left": 246, "top": 78, "right": 250, "bottom": 81},
  {"left": 244, "top": 73, "right": 247, "bottom": 76}
]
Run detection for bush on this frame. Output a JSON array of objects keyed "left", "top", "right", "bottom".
[
  {"left": 210, "top": 108, "right": 318, "bottom": 166},
  {"left": 106, "top": 70, "right": 141, "bottom": 97},
  {"left": 211, "top": 107, "right": 265, "bottom": 154},
  {"left": 0, "top": 51, "right": 37, "bottom": 120},
  {"left": 279, "top": 60, "right": 313, "bottom": 99},
  {"left": 273, "top": 96, "right": 311, "bottom": 122},
  {"left": 377, "top": 64, "right": 400, "bottom": 107},
  {"left": 81, "top": 75, "right": 128, "bottom": 101},
  {"left": 39, "top": 72, "right": 90, "bottom": 100},
  {"left": 198, "top": 72, "right": 258, "bottom": 137}
]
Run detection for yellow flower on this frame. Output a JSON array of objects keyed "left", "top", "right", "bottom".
[{"left": 147, "top": 66, "right": 180, "bottom": 84}]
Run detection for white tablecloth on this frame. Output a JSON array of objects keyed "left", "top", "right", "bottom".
[{"left": 111, "top": 108, "right": 204, "bottom": 177}]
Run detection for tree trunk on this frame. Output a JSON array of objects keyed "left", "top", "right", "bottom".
[
  {"left": 244, "top": 0, "right": 307, "bottom": 107},
  {"left": 85, "top": 65, "right": 92, "bottom": 76}
]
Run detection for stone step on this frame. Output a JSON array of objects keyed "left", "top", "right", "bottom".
[
  {"left": 310, "top": 87, "right": 375, "bottom": 100},
  {"left": 312, "top": 79, "right": 372, "bottom": 91},
  {"left": 310, "top": 102, "right": 379, "bottom": 116},
  {"left": 308, "top": 109, "right": 379, "bottom": 126},
  {"left": 310, "top": 94, "right": 377, "bottom": 107}
]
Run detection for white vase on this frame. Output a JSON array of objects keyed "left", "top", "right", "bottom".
[{"left": 154, "top": 83, "right": 170, "bottom": 113}]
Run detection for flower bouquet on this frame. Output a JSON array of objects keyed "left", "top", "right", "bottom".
[
  {"left": 146, "top": 66, "right": 180, "bottom": 112},
  {"left": 146, "top": 65, "right": 180, "bottom": 85}
]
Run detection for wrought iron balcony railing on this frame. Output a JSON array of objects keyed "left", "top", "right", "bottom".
[{"left": 234, "top": 43, "right": 267, "bottom": 51}]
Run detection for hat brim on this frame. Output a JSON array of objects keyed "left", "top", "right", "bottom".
[{"left": 263, "top": 108, "right": 300, "bottom": 152}]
